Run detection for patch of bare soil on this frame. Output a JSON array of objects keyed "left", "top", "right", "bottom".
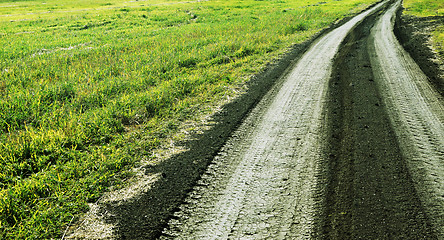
[{"left": 394, "top": 10, "right": 444, "bottom": 96}]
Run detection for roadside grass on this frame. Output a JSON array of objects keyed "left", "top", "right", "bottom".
[
  {"left": 433, "top": 26, "right": 444, "bottom": 54},
  {"left": 403, "top": 0, "right": 444, "bottom": 55},
  {"left": 403, "top": 0, "right": 443, "bottom": 16},
  {"left": 0, "top": 0, "right": 378, "bottom": 238}
]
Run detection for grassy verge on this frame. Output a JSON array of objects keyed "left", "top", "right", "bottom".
[
  {"left": 403, "top": 0, "right": 444, "bottom": 55},
  {"left": 0, "top": 0, "right": 378, "bottom": 238}
]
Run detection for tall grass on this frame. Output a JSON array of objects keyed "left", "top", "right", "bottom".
[{"left": 0, "top": 0, "right": 378, "bottom": 238}]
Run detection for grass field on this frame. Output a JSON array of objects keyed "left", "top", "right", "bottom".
[
  {"left": 0, "top": 0, "right": 378, "bottom": 238},
  {"left": 403, "top": 0, "right": 444, "bottom": 55}
]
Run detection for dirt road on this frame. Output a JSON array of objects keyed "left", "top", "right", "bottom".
[{"left": 159, "top": 0, "right": 443, "bottom": 239}]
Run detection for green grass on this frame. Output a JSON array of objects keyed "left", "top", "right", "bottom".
[
  {"left": 433, "top": 26, "right": 444, "bottom": 54},
  {"left": 0, "top": 0, "right": 378, "bottom": 238},
  {"left": 403, "top": 0, "right": 444, "bottom": 56},
  {"left": 403, "top": 0, "right": 443, "bottom": 16}
]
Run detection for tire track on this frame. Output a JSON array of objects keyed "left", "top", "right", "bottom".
[
  {"left": 160, "top": 2, "right": 387, "bottom": 239},
  {"left": 368, "top": 0, "right": 444, "bottom": 237}
]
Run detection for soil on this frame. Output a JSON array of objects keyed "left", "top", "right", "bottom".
[{"left": 66, "top": 0, "right": 444, "bottom": 239}]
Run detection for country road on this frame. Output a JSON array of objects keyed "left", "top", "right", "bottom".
[
  {"left": 158, "top": 0, "right": 444, "bottom": 239},
  {"left": 65, "top": 0, "right": 443, "bottom": 239}
]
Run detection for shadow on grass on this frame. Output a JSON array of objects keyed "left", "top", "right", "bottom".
[
  {"left": 101, "top": 40, "right": 315, "bottom": 239},
  {"left": 100, "top": 12, "right": 366, "bottom": 238}
]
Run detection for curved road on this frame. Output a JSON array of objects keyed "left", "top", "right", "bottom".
[
  {"left": 160, "top": 0, "right": 443, "bottom": 238},
  {"left": 63, "top": 0, "right": 443, "bottom": 239}
]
